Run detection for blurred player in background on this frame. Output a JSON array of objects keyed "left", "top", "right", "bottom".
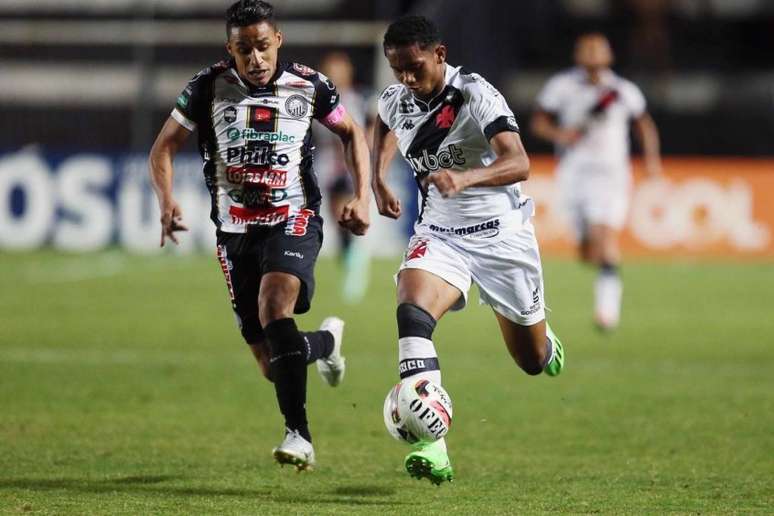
[
  {"left": 531, "top": 33, "right": 661, "bottom": 331},
  {"left": 149, "top": 0, "right": 370, "bottom": 471},
  {"left": 372, "top": 16, "right": 565, "bottom": 485},
  {"left": 315, "top": 51, "right": 372, "bottom": 303}
]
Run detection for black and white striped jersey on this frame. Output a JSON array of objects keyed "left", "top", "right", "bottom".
[
  {"left": 378, "top": 64, "right": 528, "bottom": 234},
  {"left": 172, "top": 60, "right": 340, "bottom": 233}
]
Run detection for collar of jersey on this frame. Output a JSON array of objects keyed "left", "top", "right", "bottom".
[
  {"left": 576, "top": 66, "right": 614, "bottom": 86},
  {"left": 411, "top": 64, "right": 458, "bottom": 112},
  {"left": 229, "top": 59, "right": 285, "bottom": 95}
]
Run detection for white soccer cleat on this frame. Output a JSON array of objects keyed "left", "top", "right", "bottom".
[
  {"left": 272, "top": 429, "right": 315, "bottom": 471},
  {"left": 316, "top": 317, "right": 346, "bottom": 387}
]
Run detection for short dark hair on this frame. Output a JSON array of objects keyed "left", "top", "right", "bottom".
[
  {"left": 383, "top": 16, "right": 441, "bottom": 51},
  {"left": 226, "top": 0, "right": 276, "bottom": 36}
]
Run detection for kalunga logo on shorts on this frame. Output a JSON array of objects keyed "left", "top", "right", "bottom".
[{"left": 407, "top": 144, "right": 466, "bottom": 174}]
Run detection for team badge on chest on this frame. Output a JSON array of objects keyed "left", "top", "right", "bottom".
[{"left": 285, "top": 95, "right": 309, "bottom": 119}]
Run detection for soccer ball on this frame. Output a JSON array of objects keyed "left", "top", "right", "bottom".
[{"left": 383, "top": 378, "right": 453, "bottom": 444}]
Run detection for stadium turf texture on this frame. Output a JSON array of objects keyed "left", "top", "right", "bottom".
[{"left": 1, "top": 251, "right": 772, "bottom": 514}]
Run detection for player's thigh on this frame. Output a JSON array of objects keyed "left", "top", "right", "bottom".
[
  {"left": 216, "top": 231, "right": 265, "bottom": 344},
  {"left": 471, "top": 223, "right": 546, "bottom": 328},
  {"left": 396, "top": 234, "right": 470, "bottom": 320},
  {"left": 259, "top": 214, "right": 323, "bottom": 324}
]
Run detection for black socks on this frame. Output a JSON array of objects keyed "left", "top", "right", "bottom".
[
  {"left": 265, "top": 318, "right": 311, "bottom": 442},
  {"left": 302, "top": 330, "right": 334, "bottom": 364}
]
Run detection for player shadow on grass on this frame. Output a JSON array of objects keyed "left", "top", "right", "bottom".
[{"left": 0, "top": 477, "right": 404, "bottom": 507}]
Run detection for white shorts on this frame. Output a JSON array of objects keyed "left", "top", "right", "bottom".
[
  {"left": 397, "top": 221, "right": 546, "bottom": 326},
  {"left": 558, "top": 160, "right": 632, "bottom": 239}
]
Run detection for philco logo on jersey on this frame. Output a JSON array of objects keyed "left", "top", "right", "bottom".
[
  {"left": 407, "top": 144, "right": 466, "bottom": 174},
  {"left": 226, "top": 146, "right": 290, "bottom": 166},
  {"left": 227, "top": 128, "right": 296, "bottom": 143}
]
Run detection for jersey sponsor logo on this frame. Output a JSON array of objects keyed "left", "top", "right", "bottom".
[
  {"left": 292, "top": 63, "right": 315, "bottom": 76},
  {"left": 283, "top": 250, "right": 304, "bottom": 259},
  {"left": 252, "top": 107, "right": 273, "bottom": 123},
  {"left": 435, "top": 105, "right": 457, "bottom": 129},
  {"left": 285, "top": 208, "right": 315, "bottom": 236},
  {"left": 228, "top": 185, "right": 288, "bottom": 206},
  {"left": 216, "top": 245, "right": 235, "bottom": 301},
  {"left": 223, "top": 106, "right": 237, "bottom": 123},
  {"left": 227, "top": 128, "right": 297, "bottom": 143},
  {"left": 226, "top": 166, "right": 287, "bottom": 187},
  {"left": 407, "top": 144, "right": 466, "bottom": 174},
  {"left": 428, "top": 219, "right": 501, "bottom": 238},
  {"left": 406, "top": 238, "right": 428, "bottom": 260},
  {"left": 229, "top": 204, "right": 290, "bottom": 225},
  {"left": 401, "top": 120, "right": 415, "bottom": 131},
  {"left": 226, "top": 146, "right": 290, "bottom": 166},
  {"left": 285, "top": 94, "right": 309, "bottom": 119}
]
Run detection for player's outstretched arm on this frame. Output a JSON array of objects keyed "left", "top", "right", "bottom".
[
  {"left": 530, "top": 110, "right": 582, "bottom": 146},
  {"left": 323, "top": 108, "right": 371, "bottom": 236},
  {"left": 370, "top": 115, "right": 402, "bottom": 219},
  {"left": 427, "top": 132, "right": 530, "bottom": 198},
  {"left": 149, "top": 116, "right": 192, "bottom": 246},
  {"left": 633, "top": 112, "right": 662, "bottom": 177}
]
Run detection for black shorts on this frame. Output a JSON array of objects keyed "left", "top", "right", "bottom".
[{"left": 215, "top": 215, "right": 323, "bottom": 343}]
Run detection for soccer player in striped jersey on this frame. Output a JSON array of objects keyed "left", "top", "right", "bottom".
[{"left": 149, "top": 0, "right": 370, "bottom": 471}]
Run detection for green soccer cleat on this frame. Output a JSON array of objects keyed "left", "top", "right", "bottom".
[
  {"left": 404, "top": 440, "right": 454, "bottom": 485},
  {"left": 544, "top": 322, "right": 564, "bottom": 377}
]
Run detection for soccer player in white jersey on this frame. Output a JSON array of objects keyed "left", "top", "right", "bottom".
[
  {"left": 372, "top": 16, "right": 565, "bottom": 485},
  {"left": 148, "top": 0, "right": 370, "bottom": 471},
  {"left": 531, "top": 33, "right": 662, "bottom": 331}
]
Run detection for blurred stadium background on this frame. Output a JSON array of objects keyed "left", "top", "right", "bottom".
[
  {"left": 1, "top": 0, "right": 773, "bottom": 513},
  {"left": 1, "top": 0, "right": 773, "bottom": 256}
]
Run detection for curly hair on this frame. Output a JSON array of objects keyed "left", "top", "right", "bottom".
[{"left": 383, "top": 16, "right": 441, "bottom": 51}]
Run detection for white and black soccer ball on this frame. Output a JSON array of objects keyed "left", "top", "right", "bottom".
[{"left": 383, "top": 379, "right": 453, "bottom": 444}]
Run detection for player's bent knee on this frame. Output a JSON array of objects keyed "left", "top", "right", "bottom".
[{"left": 397, "top": 303, "right": 437, "bottom": 339}]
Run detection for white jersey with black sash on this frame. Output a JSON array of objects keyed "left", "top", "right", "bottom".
[{"left": 378, "top": 64, "right": 531, "bottom": 241}]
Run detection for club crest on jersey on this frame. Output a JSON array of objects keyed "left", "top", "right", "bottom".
[
  {"left": 435, "top": 105, "right": 457, "bottom": 129},
  {"left": 223, "top": 106, "right": 237, "bottom": 123},
  {"left": 406, "top": 239, "right": 428, "bottom": 261},
  {"left": 407, "top": 144, "right": 466, "bottom": 174},
  {"left": 292, "top": 63, "right": 315, "bottom": 76},
  {"left": 285, "top": 95, "right": 309, "bottom": 119}
]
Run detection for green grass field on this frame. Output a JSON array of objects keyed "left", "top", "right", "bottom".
[{"left": 1, "top": 251, "right": 772, "bottom": 514}]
